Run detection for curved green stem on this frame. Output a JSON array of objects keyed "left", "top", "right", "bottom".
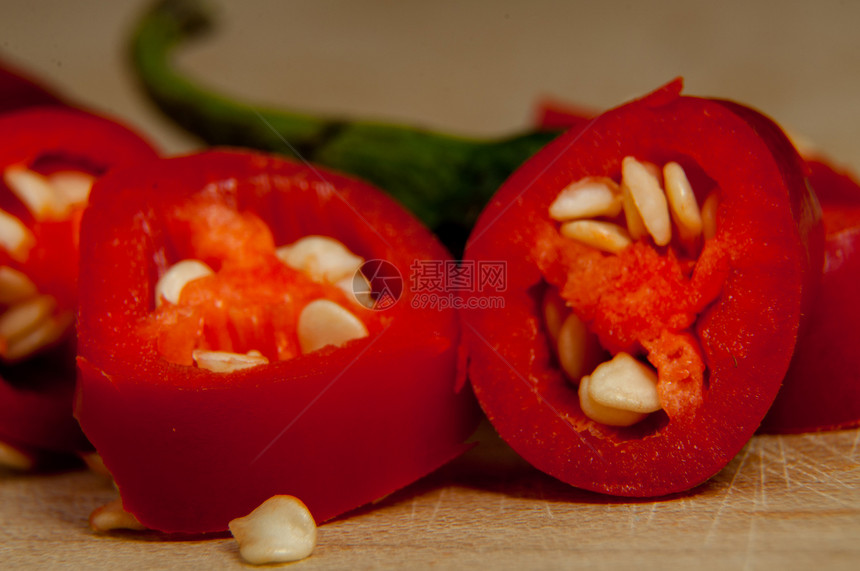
[{"left": 130, "top": 0, "right": 559, "bottom": 252}]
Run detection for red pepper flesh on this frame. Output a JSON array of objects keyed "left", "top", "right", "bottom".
[
  {"left": 463, "top": 80, "right": 823, "bottom": 497},
  {"left": 0, "top": 107, "right": 158, "bottom": 458},
  {"left": 759, "top": 158, "right": 860, "bottom": 432},
  {"left": 75, "top": 150, "right": 480, "bottom": 533}
]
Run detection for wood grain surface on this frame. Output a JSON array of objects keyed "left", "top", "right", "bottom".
[
  {"left": 2, "top": 423, "right": 859, "bottom": 570},
  {"left": 2, "top": 1, "right": 860, "bottom": 569}
]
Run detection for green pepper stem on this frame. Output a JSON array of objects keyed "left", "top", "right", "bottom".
[{"left": 130, "top": 0, "right": 560, "bottom": 252}]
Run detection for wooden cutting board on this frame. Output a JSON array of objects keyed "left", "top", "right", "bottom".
[{"left": 2, "top": 422, "right": 858, "bottom": 570}]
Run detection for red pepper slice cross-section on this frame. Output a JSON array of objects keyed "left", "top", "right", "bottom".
[
  {"left": 534, "top": 94, "right": 860, "bottom": 435},
  {"left": 463, "top": 81, "right": 823, "bottom": 497},
  {"left": 75, "top": 149, "right": 480, "bottom": 533},
  {"left": 0, "top": 107, "right": 157, "bottom": 462}
]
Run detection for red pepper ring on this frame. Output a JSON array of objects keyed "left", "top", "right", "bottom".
[
  {"left": 533, "top": 96, "right": 860, "bottom": 435},
  {"left": 75, "top": 149, "right": 480, "bottom": 533},
  {"left": 462, "top": 80, "right": 823, "bottom": 497},
  {"left": 0, "top": 107, "right": 158, "bottom": 459}
]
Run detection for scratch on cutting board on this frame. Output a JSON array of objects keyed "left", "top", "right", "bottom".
[
  {"left": 777, "top": 438, "right": 792, "bottom": 490},
  {"left": 645, "top": 501, "right": 658, "bottom": 525},
  {"left": 425, "top": 488, "right": 448, "bottom": 529},
  {"left": 757, "top": 439, "right": 768, "bottom": 509},
  {"left": 704, "top": 443, "right": 752, "bottom": 545},
  {"left": 802, "top": 432, "right": 856, "bottom": 464},
  {"left": 535, "top": 479, "right": 554, "bottom": 519},
  {"left": 741, "top": 513, "right": 758, "bottom": 571}
]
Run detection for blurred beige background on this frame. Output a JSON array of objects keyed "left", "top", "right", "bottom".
[{"left": 1, "top": 0, "right": 859, "bottom": 172}]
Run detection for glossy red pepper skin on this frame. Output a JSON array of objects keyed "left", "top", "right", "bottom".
[
  {"left": 463, "top": 81, "right": 823, "bottom": 497},
  {"left": 0, "top": 107, "right": 158, "bottom": 459},
  {"left": 759, "top": 159, "right": 860, "bottom": 433},
  {"left": 75, "top": 149, "right": 480, "bottom": 533}
]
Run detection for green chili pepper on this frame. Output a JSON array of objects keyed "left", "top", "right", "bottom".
[{"left": 130, "top": 0, "right": 562, "bottom": 253}]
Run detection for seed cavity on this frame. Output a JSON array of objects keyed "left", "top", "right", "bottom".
[
  {"left": 192, "top": 349, "right": 269, "bottom": 373},
  {"left": 578, "top": 352, "right": 662, "bottom": 427},
  {"left": 229, "top": 495, "right": 317, "bottom": 565},
  {"left": 297, "top": 299, "right": 368, "bottom": 354},
  {"left": 0, "top": 209, "right": 35, "bottom": 262},
  {"left": 560, "top": 220, "right": 632, "bottom": 254},
  {"left": 89, "top": 498, "right": 148, "bottom": 532},
  {"left": 0, "top": 266, "right": 38, "bottom": 304},
  {"left": 549, "top": 177, "right": 622, "bottom": 221},
  {"left": 276, "top": 235, "right": 363, "bottom": 284},
  {"left": 155, "top": 259, "right": 214, "bottom": 306}
]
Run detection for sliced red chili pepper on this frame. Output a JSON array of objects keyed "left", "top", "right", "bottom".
[
  {"left": 0, "top": 57, "right": 64, "bottom": 112},
  {"left": 533, "top": 97, "right": 595, "bottom": 131},
  {"left": 759, "top": 158, "right": 860, "bottom": 433},
  {"left": 536, "top": 96, "right": 860, "bottom": 435},
  {"left": 74, "top": 149, "right": 480, "bottom": 533},
  {"left": 462, "top": 80, "right": 823, "bottom": 497},
  {"left": 0, "top": 107, "right": 158, "bottom": 462}
]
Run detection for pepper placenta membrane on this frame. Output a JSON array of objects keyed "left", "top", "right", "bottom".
[
  {"left": 0, "top": 107, "right": 158, "bottom": 465},
  {"left": 462, "top": 81, "right": 823, "bottom": 497},
  {"left": 75, "top": 149, "right": 480, "bottom": 533}
]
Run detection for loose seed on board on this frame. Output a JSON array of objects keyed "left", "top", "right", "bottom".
[
  {"left": 297, "top": 299, "right": 368, "bottom": 354},
  {"left": 192, "top": 349, "right": 269, "bottom": 373},
  {"left": 0, "top": 209, "right": 35, "bottom": 262},
  {"left": 549, "top": 177, "right": 622, "bottom": 221},
  {"left": 663, "top": 162, "right": 703, "bottom": 241},
  {"left": 276, "top": 235, "right": 363, "bottom": 284},
  {"left": 154, "top": 259, "right": 214, "bottom": 306},
  {"left": 0, "top": 440, "right": 34, "bottom": 471},
  {"left": 560, "top": 220, "right": 632, "bottom": 254},
  {"left": 0, "top": 266, "right": 38, "bottom": 304},
  {"left": 89, "top": 498, "right": 147, "bottom": 532},
  {"left": 229, "top": 495, "right": 317, "bottom": 565},
  {"left": 621, "top": 156, "right": 672, "bottom": 246}
]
